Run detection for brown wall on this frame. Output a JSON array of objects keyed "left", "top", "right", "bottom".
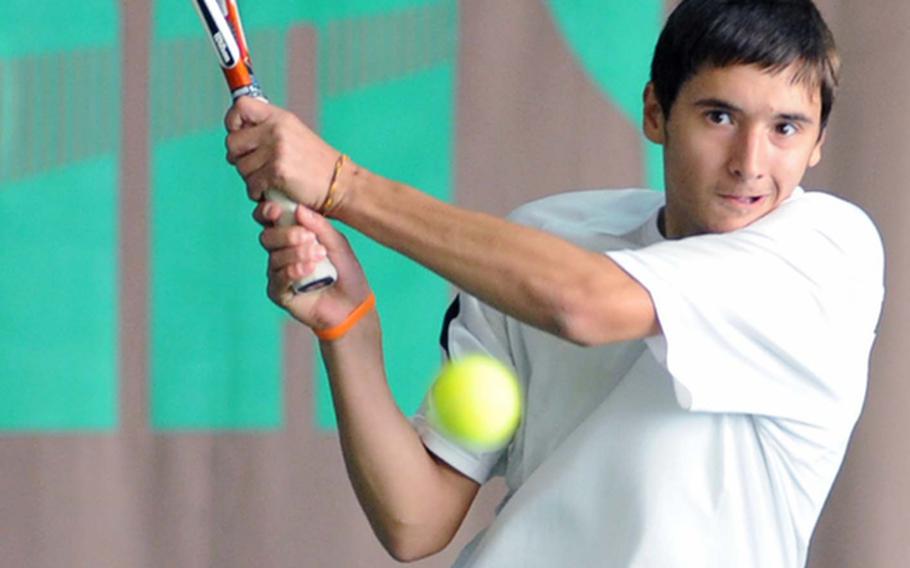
[
  {"left": 805, "top": 1, "right": 910, "bottom": 566},
  {"left": 1, "top": 1, "right": 907, "bottom": 567}
]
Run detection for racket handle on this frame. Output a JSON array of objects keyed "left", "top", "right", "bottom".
[{"left": 264, "top": 189, "right": 337, "bottom": 293}]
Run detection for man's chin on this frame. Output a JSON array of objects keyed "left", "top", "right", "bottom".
[
  {"left": 666, "top": 205, "right": 771, "bottom": 238},
  {"left": 704, "top": 211, "right": 770, "bottom": 234}
]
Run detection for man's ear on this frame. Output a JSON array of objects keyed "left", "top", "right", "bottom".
[
  {"left": 643, "top": 83, "right": 666, "bottom": 145},
  {"left": 808, "top": 128, "right": 826, "bottom": 168}
]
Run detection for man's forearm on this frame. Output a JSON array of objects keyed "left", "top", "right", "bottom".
[
  {"left": 333, "top": 165, "right": 658, "bottom": 346},
  {"left": 320, "top": 313, "right": 479, "bottom": 561}
]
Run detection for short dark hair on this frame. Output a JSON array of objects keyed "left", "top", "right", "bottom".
[{"left": 651, "top": 0, "right": 840, "bottom": 129}]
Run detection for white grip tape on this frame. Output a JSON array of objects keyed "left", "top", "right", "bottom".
[{"left": 264, "top": 189, "right": 338, "bottom": 293}]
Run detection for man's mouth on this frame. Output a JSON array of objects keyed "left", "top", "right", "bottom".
[{"left": 720, "top": 195, "right": 766, "bottom": 206}]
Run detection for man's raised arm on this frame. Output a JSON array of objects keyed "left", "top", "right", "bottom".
[{"left": 226, "top": 97, "right": 659, "bottom": 347}]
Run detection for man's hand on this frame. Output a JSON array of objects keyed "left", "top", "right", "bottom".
[
  {"left": 225, "top": 97, "right": 340, "bottom": 211},
  {"left": 255, "top": 200, "right": 371, "bottom": 332}
]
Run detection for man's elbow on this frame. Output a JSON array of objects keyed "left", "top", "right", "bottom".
[
  {"left": 553, "top": 310, "right": 603, "bottom": 347},
  {"left": 378, "top": 523, "right": 453, "bottom": 563},
  {"left": 553, "top": 282, "right": 658, "bottom": 347},
  {"left": 384, "top": 541, "right": 437, "bottom": 564}
]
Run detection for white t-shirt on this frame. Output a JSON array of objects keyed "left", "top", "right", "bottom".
[{"left": 413, "top": 188, "right": 885, "bottom": 568}]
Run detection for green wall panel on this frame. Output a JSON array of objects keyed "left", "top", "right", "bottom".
[
  {"left": 149, "top": 133, "right": 285, "bottom": 430},
  {"left": 150, "top": 0, "right": 456, "bottom": 431},
  {"left": 0, "top": 1, "right": 120, "bottom": 431},
  {"left": 546, "top": 0, "right": 665, "bottom": 189},
  {"left": 316, "top": 68, "right": 456, "bottom": 429},
  {"left": 312, "top": 1, "right": 457, "bottom": 429},
  {"left": 0, "top": 0, "right": 666, "bottom": 433},
  {"left": 149, "top": 3, "right": 288, "bottom": 430},
  {"left": 0, "top": 1, "right": 118, "bottom": 56}
]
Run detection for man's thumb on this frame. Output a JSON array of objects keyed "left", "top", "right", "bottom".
[
  {"left": 295, "top": 207, "right": 345, "bottom": 251},
  {"left": 224, "top": 96, "right": 270, "bottom": 132}
]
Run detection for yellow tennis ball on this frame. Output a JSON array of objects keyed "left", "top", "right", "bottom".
[{"left": 428, "top": 354, "right": 522, "bottom": 451}]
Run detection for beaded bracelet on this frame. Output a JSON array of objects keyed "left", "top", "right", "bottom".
[{"left": 314, "top": 292, "right": 376, "bottom": 341}]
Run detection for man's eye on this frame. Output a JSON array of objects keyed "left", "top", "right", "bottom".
[
  {"left": 777, "top": 122, "right": 799, "bottom": 136},
  {"left": 707, "top": 111, "right": 732, "bottom": 125}
]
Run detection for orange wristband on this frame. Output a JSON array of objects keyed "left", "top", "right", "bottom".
[{"left": 314, "top": 292, "right": 376, "bottom": 341}]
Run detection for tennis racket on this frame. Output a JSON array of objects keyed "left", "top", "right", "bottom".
[{"left": 192, "top": 0, "right": 337, "bottom": 293}]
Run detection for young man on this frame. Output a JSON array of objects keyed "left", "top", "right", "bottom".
[{"left": 225, "top": 0, "right": 884, "bottom": 565}]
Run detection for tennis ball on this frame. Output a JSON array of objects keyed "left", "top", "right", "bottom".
[{"left": 428, "top": 354, "right": 522, "bottom": 451}]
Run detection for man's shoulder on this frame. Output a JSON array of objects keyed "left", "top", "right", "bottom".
[
  {"left": 739, "top": 190, "right": 885, "bottom": 291},
  {"left": 507, "top": 188, "right": 664, "bottom": 236},
  {"left": 766, "top": 189, "right": 882, "bottom": 253},
  {"left": 788, "top": 189, "right": 871, "bottom": 218}
]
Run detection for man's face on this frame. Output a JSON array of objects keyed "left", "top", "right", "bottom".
[{"left": 644, "top": 64, "right": 826, "bottom": 238}]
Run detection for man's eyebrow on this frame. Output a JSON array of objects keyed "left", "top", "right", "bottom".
[
  {"left": 776, "top": 112, "right": 815, "bottom": 125},
  {"left": 693, "top": 98, "right": 815, "bottom": 124},
  {"left": 693, "top": 98, "right": 742, "bottom": 113}
]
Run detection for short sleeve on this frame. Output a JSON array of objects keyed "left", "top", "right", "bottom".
[
  {"left": 607, "top": 193, "right": 884, "bottom": 425},
  {"left": 412, "top": 292, "right": 518, "bottom": 484}
]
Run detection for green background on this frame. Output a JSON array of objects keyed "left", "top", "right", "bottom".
[
  {"left": 0, "top": 2, "right": 120, "bottom": 430},
  {"left": 0, "top": 0, "right": 661, "bottom": 432}
]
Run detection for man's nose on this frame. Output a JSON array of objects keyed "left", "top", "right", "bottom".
[{"left": 727, "top": 126, "right": 767, "bottom": 182}]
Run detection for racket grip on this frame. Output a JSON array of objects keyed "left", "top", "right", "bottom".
[{"left": 264, "top": 189, "right": 337, "bottom": 293}]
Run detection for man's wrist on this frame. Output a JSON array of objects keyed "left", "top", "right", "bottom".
[
  {"left": 314, "top": 292, "right": 377, "bottom": 341},
  {"left": 329, "top": 156, "right": 378, "bottom": 224},
  {"left": 318, "top": 153, "right": 348, "bottom": 216}
]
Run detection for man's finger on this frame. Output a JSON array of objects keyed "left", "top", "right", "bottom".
[
  {"left": 225, "top": 124, "right": 267, "bottom": 164},
  {"left": 244, "top": 165, "right": 277, "bottom": 202},
  {"left": 294, "top": 206, "right": 350, "bottom": 253},
  {"left": 259, "top": 226, "right": 315, "bottom": 251},
  {"left": 224, "top": 96, "right": 272, "bottom": 132},
  {"left": 268, "top": 247, "right": 303, "bottom": 272},
  {"left": 266, "top": 265, "right": 294, "bottom": 306},
  {"left": 268, "top": 241, "right": 327, "bottom": 271},
  {"left": 252, "top": 201, "right": 283, "bottom": 227},
  {"left": 234, "top": 146, "right": 270, "bottom": 178}
]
